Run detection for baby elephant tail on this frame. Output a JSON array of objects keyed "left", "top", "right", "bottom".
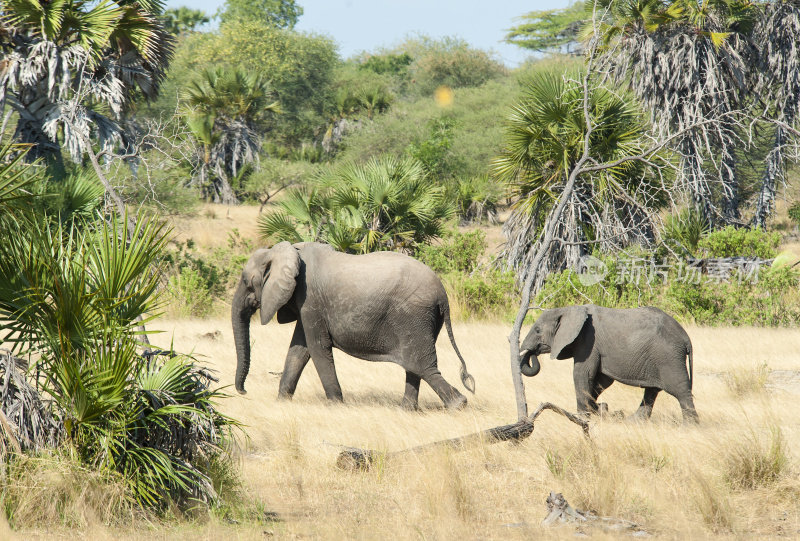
[
  {"left": 686, "top": 340, "right": 693, "bottom": 391},
  {"left": 441, "top": 300, "right": 475, "bottom": 394}
]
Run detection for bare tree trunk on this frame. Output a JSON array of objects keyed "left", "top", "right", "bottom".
[{"left": 753, "top": 125, "right": 785, "bottom": 229}]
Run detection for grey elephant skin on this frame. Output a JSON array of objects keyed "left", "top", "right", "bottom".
[
  {"left": 231, "top": 241, "right": 475, "bottom": 410},
  {"left": 518, "top": 305, "right": 698, "bottom": 422}
]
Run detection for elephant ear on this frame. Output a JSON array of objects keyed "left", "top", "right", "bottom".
[
  {"left": 551, "top": 306, "right": 588, "bottom": 360},
  {"left": 259, "top": 242, "right": 301, "bottom": 325}
]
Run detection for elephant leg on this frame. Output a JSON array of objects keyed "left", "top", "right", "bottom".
[
  {"left": 401, "top": 371, "right": 421, "bottom": 411},
  {"left": 306, "top": 338, "right": 344, "bottom": 403},
  {"left": 675, "top": 391, "right": 699, "bottom": 424},
  {"left": 278, "top": 323, "right": 311, "bottom": 400},
  {"left": 591, "top": 373, "right": 614, "bottom": 417},
  {"left": 573, "top": 362, "right": 598, "bottom": 415},
  {"left": 631, "top": 387, "right": 660, "bottom": 421},
  {"left": 421, "top": 366, "right": 467, "bottom": 410}
]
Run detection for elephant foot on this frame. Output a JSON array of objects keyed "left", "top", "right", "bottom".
[
  {"left": 400, "top": 399, "right": 420, "bottom": 412},
  {"left": 277, "top": 391, "right": 294, "bottom": 401},
  {"left": 445, "top": 395, "right": 468, "bottom": 411}
]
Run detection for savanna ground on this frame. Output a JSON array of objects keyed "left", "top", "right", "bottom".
[{"left": 6, "top": 207, "right": 800, "bottom": 540}]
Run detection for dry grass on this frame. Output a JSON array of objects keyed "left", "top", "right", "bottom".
[
  {"left": 11, "top": 320, "right": 793, "bottom": 539},
  {"left": 169, "top": 203, "right": 263, "bottom": 253}
]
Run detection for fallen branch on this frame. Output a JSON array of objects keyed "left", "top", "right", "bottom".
[
  {"left": 336, "top": 402, "right": 589, "bottom": 471},
  {"left": 542, "top": 491, "right": 648, "bottom": 536}
]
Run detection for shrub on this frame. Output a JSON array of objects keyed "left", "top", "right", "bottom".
[
  {"left": 415, "top": 230, "right": 487, "bottom": 274},
  {"left": 449, "top": 175, "right": 502, "bottom": 224},
  {"left": 399, "top": 35, "right": 507, "bottom": 96},
  {"left": 697, "top": 226, "right": 781, "bottom": 259},
  {"left": 788, "top": 201, "right": 800, "bottom": 226},
  {"left": 167, "top": 267, "right": 215, "bottom": 318},
  {"left": 536, "top": 251, "right": 800, "bottom": 326},
  {"left": 442, "top": 270, "right": 516, "bottom": 320},
  {"left": 661, "top": 209, "right": 710, "bottom": 256}
]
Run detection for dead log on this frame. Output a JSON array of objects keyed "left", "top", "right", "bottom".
[
  {"left": 336, "top": 402, "right": 589, "bottom": 471},
  {"left": 542, "top": 491, "right": 649, "bottom": 536}
]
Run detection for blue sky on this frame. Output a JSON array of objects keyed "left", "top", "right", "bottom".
[{"left": 164, "top": 0, "right": 572, "bottom": 67}]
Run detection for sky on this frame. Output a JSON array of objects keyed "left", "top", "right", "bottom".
[{"left": 164, "top": 0, "right": 572, "bottom": 67}]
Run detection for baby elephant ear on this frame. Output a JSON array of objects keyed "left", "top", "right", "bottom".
[
  {"left": 551, "top": 306, "right": 588, "bottom": 360},
  {"left": 260, "top": 242, "right": 300, "bottom": 325}
]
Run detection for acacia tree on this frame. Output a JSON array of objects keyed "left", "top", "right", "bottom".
[
  {"left": 505, "top": 2, "right": 586, "bottom": 54},
  {"left": 0, "top": 0, "right": 174, "bottom": 167},
  {"left": 218, "top": 0, "right": 302, "bottom": 29}
]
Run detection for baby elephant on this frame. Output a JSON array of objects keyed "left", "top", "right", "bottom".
[{"left": 519, "top": 305, "right": 697, "bottom": 422}]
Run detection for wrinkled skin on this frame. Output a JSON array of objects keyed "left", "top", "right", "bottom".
[
  {"left": 232, "top": 242, "right": 475, "bottom": 410},
  {"left": 519, "top": 305, "right": 698, "bottom": 423}
]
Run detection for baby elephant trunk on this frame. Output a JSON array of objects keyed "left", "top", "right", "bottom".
[{"left": 519, "top": 349, "right": 541, "bottom": 377}]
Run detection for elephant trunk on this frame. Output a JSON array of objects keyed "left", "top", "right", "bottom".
[
  {"left": 232, "top": 281, "right": 257, "bottom": 395},
  {"left": 519, "top": 349, "right": 541, "bottom": 377}
]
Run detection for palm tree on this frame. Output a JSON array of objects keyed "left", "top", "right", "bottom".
[
  {"left": 258, "top": 155, "right": 454, "bottom": 253},
  {"left": 0, "top": 147, "right": 237, "bottom": 508},
  {"left": 588, "top": 0, "right": 758, "bottom": 225},
  {"left": 492, "top": 71, "right": 661, "bottom": 290},
  {"left": 183, "top": 68, "right": 280, "bottom": 204},
  {"left": 751, "top": 0, "right": 800, "bottom": 228},
  {"left": 0, "top": 0, "right": 175, "bottom": 166}
]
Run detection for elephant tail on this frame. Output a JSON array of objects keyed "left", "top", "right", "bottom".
[
  {"left": 686, "top": 341, "right": 693, "bottom": 391},
  {"left": 441, "top": 300, "right": 475, "bottom": 394}
]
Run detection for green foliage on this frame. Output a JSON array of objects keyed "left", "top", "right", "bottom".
[
  {"left": 536, "top": 251, "right": 800, "bottom": 326},
  {"left": 398, "top": 36, "right": 507, "bottom": 96},
  {"left": 173, "top": 21, "right": 337, "bottom": 144},
  {"left": 163, "top": 231, "right": 254, "bottom": 317},
  {"left": 788, "top": 201, "right": 800, "bottom": 225},
  {"left": 162, "top": 6, "right": 209, "bottom": 34},
  {"left": 416, "top": 230, "right": 488, "bottom": 274},
  {"left": 697, "top": 226, "right": 781, "bottom": 258},
  {"left": 415, "top": 230, "right": 515, "bottom": 320},
  {"left": 0, "top": 149, "right": 239, "bottom": 511},
  {"left": 442, "top": 270, "right": 517, "bottom": 321},
  {"left": 493, "top": 70, "right": 658, "bottom": 212},
  {"left": 358, "top": 52, "right": 413, "bottom": 76},
  {"left": 258, "top": 156, "right": 454, "bottom": 253},
  {"left": 339, "top": 76, "right": 525, "bottom": 181},
  {"left": 406, "top": 116, "right": 459, "bottom": 180},
  {"left": 506, "top": 2, "right": 586, "bottom": 53},
  {"left": 449, "top": 175, "right": 502, "bottom": 224},
  {"left": 219, "top": 0, "right": 303, "bottom": 29},
  {"left": 167, "top": 267, "right": 215, "bottom": 318},
  {"left": 660, "top": 208, "right": 711, "bottom": 257}
]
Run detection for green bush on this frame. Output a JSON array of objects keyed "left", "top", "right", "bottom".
[
  {"left": 338, "top": 77, "right": 520, "bottom": 181},
  {"left": 698, "top": 226, "right": 781, "bottom": 259},
  {"left": 442, "top": 269, "right": 516, "bottom": 320},
  {"left": 167, "top": 267, "right": 215, "bottom": 318},
  {"left": 449, "top": 175, "right": 502, "bottom": 224},
  {"left": 398, "top": 36, "right": 507, "bottom": 96},
  {"left": 536, "top": 252, "right": 800, "bottom": 326},
  {"left": 164, "top": 230, "right": 254, "bottom": 316},
  {"left": 415, "top": 230, "right": 487, "bottom": 274},
  {"left": 660, "top": 209, "right": 710, "bottom": 256},
  {"left": 788, "top": 201, "right": 800, "bottom": 226}
]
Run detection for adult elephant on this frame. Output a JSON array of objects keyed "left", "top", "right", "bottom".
[
  {"left": 231, "top": 241, "right": 475, "bottom": 410},
  {"left": 518, "top": 305, "right": 698, "bottom": 422}
]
